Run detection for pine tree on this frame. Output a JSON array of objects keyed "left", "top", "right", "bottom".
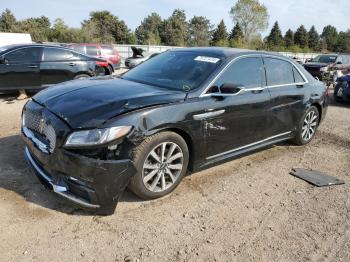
[
  {"left": 266, "top": 21, "right": 283, "bottom": 49},
  {"left": 308, "top": 26, "right": 320, "bottom": 51},
  {"left": 284, "top": 29, "right": 294, "bottom": 48},
  {"left": 211, "top": 20, "right": 228, "bottom": 46},
  {"left": 294, "top": 25, "right": 308, "bottom": 48},
  {"left": 229, "top": 22, "right": 244, "bottom": 41}
]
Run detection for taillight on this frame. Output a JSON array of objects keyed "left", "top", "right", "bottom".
[
  {"left": 326, "top": 86, "right": 331, "bottom": 97},
  {"left": 96, "top": 61, "right": 108, "bottom": 67}
]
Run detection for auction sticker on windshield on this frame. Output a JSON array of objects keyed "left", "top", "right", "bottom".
[{"left": 194, "top": 56, "right": 220, "bottom": 63}]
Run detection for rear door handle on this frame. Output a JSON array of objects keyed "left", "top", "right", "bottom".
[
  {"left": 27, "top": 65, "right": 38, "bottom": 68},
  {"left": 69, "top": 62, "right": 76, "bottom": 66}
]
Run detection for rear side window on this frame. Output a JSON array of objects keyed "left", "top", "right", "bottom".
[
  {"left": 72, "top": 45, "right": 86, "bottom": 54},
  {"left": 5, "top": 47, "right": 42, "bottom": 63},
  {"left": 86, "top": 46, "right": 100, "bottom": 56},
  {"left": 265, "top": 58, "right": 294, "bottom": 86},
  {"left": 214, "top": 57, "right": 264, "bottom": 88},
  {"left": 293, "top": 67, "right": 305, "bottom": 83},
  {"left": 43, "top": 48, "right": 76, "bottom": 61},
  {"left": 101, "top": 46, "right": 114, "bottom": 55}
]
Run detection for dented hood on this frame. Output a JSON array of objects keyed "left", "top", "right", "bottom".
[{"left": 33, "top": 77, "right": 186, "bottom": 129}]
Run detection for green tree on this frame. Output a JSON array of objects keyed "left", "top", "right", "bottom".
[
  {"left": 294, "top": 25, "right": 308, "bottom": 48},
  {"left": 16, "top": 16, "right": 51, "bottom": 42},
  {"left": 336, "top": 30, "right": 350, "bottom": 53},
  {"left": 135, "top": 13, "right": 162, "bottom": 45},
  {"left": 284, "top": 29, "right": 294, "bottom": 48},
  {"left": 229, "top": 0, "right": 269, "bottom": 40},
  {"left": 308, "top": 26, "right": 320, "bottom": 51},
  {"left": 82, "top": 11, "right": 129, "bottom": 44},
  {"left": 0, "top": 8, "right": 16, "bottom": 32},
  {"left": 266, "top": 21, "right": 283, "bottom": 49},
  {"left": 321, "top": 25, "right": 338, "bottom": 51},
  {"left": 229, "top": 22, "right": 244, "bottom": 47},
  {"left": 188, "top": 16, "right": 212, "bottom": 46},
  {"left": 160, "top": 9, "right": 188, "bottom": 46},
  {"left": 210, "top": 19, "right": 228, "bottom": 46}
]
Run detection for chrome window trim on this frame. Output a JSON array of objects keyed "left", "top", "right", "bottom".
[
  {"left": 262, "top": 54, "right": 309, "bottom": 87},
  {"left": 200, "top": 54, "right": 263, "bottom": 97},
  {"left": 206, "top": 131, "right": 292, "bottom": 160},
  {"left": 200, "top": 53, "right": 309, "bottom": 97}
]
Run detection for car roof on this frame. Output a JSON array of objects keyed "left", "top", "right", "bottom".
[
  {"left": 168, "top": 47, "right": 288, "bottom": 60},
  {"left": 0, "top": 43, "right": 72, "bottom": 52}
]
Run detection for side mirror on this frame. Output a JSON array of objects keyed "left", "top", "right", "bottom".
[
  {"left": 0, "top": 56, "right": 7, "bottom": 64},
  {"left": 210, "top": 83, "right": 245, "bottom": 98},
  {"left": 336, "top": 61, "right": 342, "bottom": 65},
  {"left": 220, "top": 83, "right": 245, "bottom": 94}
]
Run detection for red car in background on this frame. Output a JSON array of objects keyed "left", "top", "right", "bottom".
[{"left": 69, "top": 43, "right": 121, "bottom": 74}]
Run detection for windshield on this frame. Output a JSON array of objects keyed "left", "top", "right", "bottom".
[
  {"left": 312, "top": 55, "right": 337, "bottom": 63},
  {"left": 122, "top": 51, "right": 222, "bottom": 91}
]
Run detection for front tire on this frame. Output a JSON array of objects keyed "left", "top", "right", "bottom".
[
  {"left": 291, "top": 106, "right": 319, "bottom": 145},
  {"left": 74, "top": 74, "right": 90, "bottom": 80},
  {"left": 128, "top": 132, "right": 189, "bottom": 200}
]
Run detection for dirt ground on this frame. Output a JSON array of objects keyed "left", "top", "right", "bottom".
[{"left": 0, "top": 88, "right": 349, "bottom": 262}]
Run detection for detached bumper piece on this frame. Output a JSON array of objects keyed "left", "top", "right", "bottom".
[
  {"left": 25, "top": 147, "right": 100, "bottom": 209},
  {"left": 24, "top": 145, "right": 136, "bottom": 215},
  {"left": 290, "top": 168, "right": 345, "bottom": 187}
]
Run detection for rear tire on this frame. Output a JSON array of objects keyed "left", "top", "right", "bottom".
[
  {"left": 128, "top": 132, "right": 189, "bottom": 200},
  {"left": 107, "top": 65, "right": 114, "bottom": 75},
  {"left": 291, "top": 106, "right": 319, "bottom": 145},
  {"left": 74, "top": 74, "right": 90, "bottom": 80}
]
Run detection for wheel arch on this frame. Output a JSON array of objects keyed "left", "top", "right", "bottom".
[
  {"left": 311, "top": 103, "right": 322, "bottom": 123},
  {"left": 156, "top": 127, "right": 195, "bottom": 171}
]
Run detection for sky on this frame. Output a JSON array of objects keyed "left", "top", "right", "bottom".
[{"left": 1, "top": 0, "right": 349, "bottom": 35}]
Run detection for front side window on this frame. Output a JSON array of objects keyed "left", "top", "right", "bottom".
[
  {"left": 43, "top": 48, "right": 75, "bottom": 61},
  {"left": 5, "top": 47, "right": 42, "bottom": 63},
  {"left": 122, "top": 51, "right": 222, "bottom": 91},
  {"left": 214, "top": 57, "right": 264, "bottom": 88},
  {"left": 265, "top": 58, "right": 294, "bottom": 86},
  {"left": 312, "top": 55, "right": 337, "bottom": 64}
]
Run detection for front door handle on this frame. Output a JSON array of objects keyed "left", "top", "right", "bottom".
[
  {"left": 69, "top": 62, "right": 76, "bottom": 66},
  {"left": 250, "top": 87, "right": 264, "bottom": 94},
  {"left": 193, "top": 110, "right": 225, "bottom": 120},
  {"left": 27, "top": 65, "right": 38, "bottom": 68}
]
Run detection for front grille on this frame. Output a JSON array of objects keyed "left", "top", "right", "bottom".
[{"left": 23, "top": 107, "right": 56, "bottom": 153}]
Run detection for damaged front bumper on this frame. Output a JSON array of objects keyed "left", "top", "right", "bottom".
[{"left": 23, "top": 138, "right": 136, "bottom": 215}]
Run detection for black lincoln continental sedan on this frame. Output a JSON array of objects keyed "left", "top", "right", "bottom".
[{"left": 22, "top": 47, "right": 329, "bottom": 215}]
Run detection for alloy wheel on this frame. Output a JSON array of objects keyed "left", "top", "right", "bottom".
[
  {"left": 301, "top": 110, "right": 318, "bottom": 141},
  {"left": 142, "top": 142, "right": 184, "bottom": 192}
]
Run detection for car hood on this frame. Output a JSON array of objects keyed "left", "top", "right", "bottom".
[
  {"left": 304, "top": 62, "right": 329, "bottom": 68},
  {"left": 33, "top": 77, "right": 186, "bottom": 129}
]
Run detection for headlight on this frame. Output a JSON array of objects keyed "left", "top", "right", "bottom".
[
  {"left": 65, "top": 126, "right": 132, "bottom": 147},
  {"left": 320, "top": 66, "right": 329, "bottom": 72}
]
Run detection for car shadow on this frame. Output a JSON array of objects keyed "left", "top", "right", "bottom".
[{"left": 0, "top": 134, "right": 142, "bottom": 216}]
